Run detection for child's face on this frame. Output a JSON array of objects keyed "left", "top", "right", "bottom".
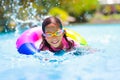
[{"left": 44, "top": 23, "right": 64, "bottom": 48}]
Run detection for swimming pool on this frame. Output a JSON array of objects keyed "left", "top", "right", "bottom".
[{"left": 0, "top": 24, "right": 120, "bottom": 80}]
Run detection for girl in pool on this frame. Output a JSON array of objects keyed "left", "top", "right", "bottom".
[{"left": 39, "top": 16, "right": 81, "bottom": 55}]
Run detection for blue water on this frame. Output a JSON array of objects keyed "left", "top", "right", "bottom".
[{"left": 0, "top": 24, "right": 120, "bottom": 80}]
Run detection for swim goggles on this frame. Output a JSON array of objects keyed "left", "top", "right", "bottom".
[{"left": 43, "top": 29, "right": 64, "bottom": 37}]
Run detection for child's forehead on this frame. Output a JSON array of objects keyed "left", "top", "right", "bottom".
[
  {"left": 45, "top": 23, "right": 60, "bottom": 29},
  {"left": 45, "top": 25, "right": 61, "bottom": 33},
  {"left": 45, "top": 26, "right": 60, "bottom": 32}
]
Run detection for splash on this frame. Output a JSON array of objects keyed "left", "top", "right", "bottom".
[{"left": 32, "top": 47, "right": 101, "bottom": 63}]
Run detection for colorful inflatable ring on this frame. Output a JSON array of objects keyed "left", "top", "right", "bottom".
[
  {"left": 16, "top": 27, "right": 42, "bottom": 55},
  {"left": 65, "top": 28, "right": 87, "bottom": 45},
  {"left": 16, "top": 27, "right": 87, "bottom": 55}
]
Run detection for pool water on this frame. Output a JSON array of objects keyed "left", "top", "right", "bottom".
[{"left": 0, "top": 24, "right": 120, "bottom": 80}]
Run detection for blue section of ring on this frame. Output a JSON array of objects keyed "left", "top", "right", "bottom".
[{"left": 18, "top": 43, "right": 38, "bottom": 55}]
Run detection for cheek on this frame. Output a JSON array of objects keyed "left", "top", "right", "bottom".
[
  {"left": 59, "top": 33, "right": 64, "bottom": 39},
  {"left": 59, "top": 35, "right": 63, "bottom": 40}
]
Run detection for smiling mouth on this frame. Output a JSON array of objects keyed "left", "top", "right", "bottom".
[{"left": 51, "top": 40, "right": 59, "bottom": 44}]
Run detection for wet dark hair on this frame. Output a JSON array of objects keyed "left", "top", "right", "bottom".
[
  {"left": 40, "top": 16, "right": 74, "bottom": 52},
  {"left": 42, "top": 16, "right": 62, "bottom": 33}
]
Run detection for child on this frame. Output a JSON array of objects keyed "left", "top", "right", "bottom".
[{"left": 39, "top": 16, "right": 80, "bottom": 55}]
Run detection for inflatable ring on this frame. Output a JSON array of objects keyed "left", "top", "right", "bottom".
[
  {"left": 16, "top": 27, "right": 87, "bottom": 55},
  {"left": 65, "top": 28, "right": 87, "bottom": 45}
]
